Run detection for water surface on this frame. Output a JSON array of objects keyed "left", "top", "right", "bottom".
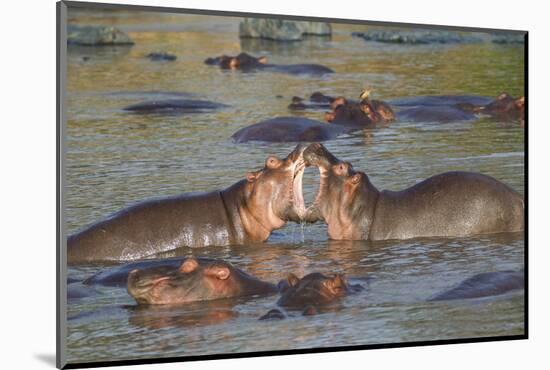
[{"left": 65, "top": 9, "right": 525, "bottom": 364}]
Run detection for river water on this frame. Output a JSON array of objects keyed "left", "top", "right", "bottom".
[{"left": 65, "top": 9, "right": 525, "bottom": 364}]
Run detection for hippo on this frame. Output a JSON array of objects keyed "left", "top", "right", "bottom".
[
  {"left": 325, "top": 92, "right": 396, "bottom": 126},
  {"left": 127, "top": 257, "right": 278, "bottom": 305},
  {"left": 146, "top": 52, "right": 177, "bottom": 61},
  {"left": 67, "top": 145, "right": 308, "bottom": 264},
  {"left": 302, "top": 143, "right": 524, "bottom": 240},
  {"left": 82, "top": 257, "right": 191, "bottom": 287},
  {"left": 231, "top": 117, "right": 345, "bottom": 143},
  {"left": 259, "top": 272, "right": 362, "bottom": 319},
  {"left": 123, "top": 99, "right": 228, "bottom": 114},
  {"left": 471, "top": 93, "right": 525, "bottom": 126},
  {"left": 288, "top": 90, "right": 395, "bottom": 127},
  {"left": 204, "top": 52, "right": 334, "bottom": 76},
  {"left": 429, "top": 270, "right": 524, "bottom": 301},
  {"left": 391, "top": 93, "right": 524, "bottom": 124},
  {"left": 287, "top": 92, "right": 335, "bottom": 110}
]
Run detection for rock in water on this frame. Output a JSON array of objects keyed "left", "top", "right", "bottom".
[
  {"left": 239, "top": 18, "right": 331, "bottom": 41},
  {"left": 67, "top": 25, "right": 134, "bottom": 46},
  {"left": 351, "top": 29, "right": 482, "bottom": 44}
]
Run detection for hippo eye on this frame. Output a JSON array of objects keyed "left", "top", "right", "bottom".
[
  {"left": 266, "top": 156, "right": 281, "bottom": 169},
  {"left": 333, "top": 162, "right": 349, "bottom": 176}
]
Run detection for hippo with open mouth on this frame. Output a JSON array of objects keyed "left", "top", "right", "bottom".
[
  {"left": 301, "top": 143, "right": 524, "bottom": 240},
  {"left": 127, "top": 257, "right": 278, "bottom": 305},
  {"left": 67, "top": 144, "right": 308, "bottom": 264},
  {"left": 204, "top": 52, "right": 334, "bottom": 76}
]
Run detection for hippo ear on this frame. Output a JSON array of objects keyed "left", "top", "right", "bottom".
[
  {"left": 287, "top": 273, "right": 300, "bottom": 287},
  {"left": 515, "top": 96, "right": 525, "bottom": 108},
  {"left": 497, "top": 92, "right": 509, "bottom": 100},
  {"left": 179, "top": 258, "right": 199, "bottom": 273},
  {"left": 211, "top": 266, "right": 231, "bottom": 280},
  {"left": 350, "top": 173, "right": 361, "bottom": 185},
  {"left": 258, "top": 56, "right": 268, "bottom": 64}
]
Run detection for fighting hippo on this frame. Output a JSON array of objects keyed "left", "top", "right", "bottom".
[
  {"left": 303, "top": 143, "right": 524, "bottom": 240},
  {"left": 127, "top": 257, "right": 278, "bottom": 305},
  {"left": 231, "top": 117, "right": 344, "bottom": 143},
  {"left": 204, "top": 52, "right": 334, "bottom": 76},
  {"left": 429, "top": 270, "right": 524, "bottom": 301},
  {"left": 123, "top": 99, "right": 228, "bottom": 114},
  {"left": 67, "top": 145, "right": 308, "bottom": 264},
  {"left": 259, "top": 272, "right": 362, "bottom": 319}
]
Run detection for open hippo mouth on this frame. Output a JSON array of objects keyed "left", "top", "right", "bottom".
[
  {"left": 291, "top": 154, "right": 307, "bottom": 219},
  {"left": 299, "top": 143, "right": 341, "bottom": 222}
]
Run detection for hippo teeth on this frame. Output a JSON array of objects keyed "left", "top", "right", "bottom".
[{"left": 293, "top": 164, "right": 306, "bottom": 216}]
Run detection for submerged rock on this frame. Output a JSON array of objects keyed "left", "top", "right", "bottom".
[
  {"left": 491, "top": 33, "right": 525, "bottom": 44},
  {"left": 239, "top": 18, "right": 331, "bottom": 41},
  {"left": 67, "top": 24, "right": 134, "bottom": 46},
  {"left": 351, "top": 29, "right": 482, "bottom": 44}
]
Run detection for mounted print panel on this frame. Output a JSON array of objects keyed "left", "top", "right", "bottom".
[{"left": 57, "top": 1, "right": 526, "bottom": 368}]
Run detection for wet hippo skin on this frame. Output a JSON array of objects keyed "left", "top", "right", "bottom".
[
  {"left": 231, "top": 117, "right": 345, "bottom": 143},
  {"left": 127, "top": 257, "right": 278, "bottom": 305},
  {"left": 67, "top": 145, "right": 308, "bottom": 264},
  {"left": 429, "top": 271, "right": 524, "bottom": 301},
  {"left": 303, "top": 143, "right": 524, "bottom": 240},
  {"left": 259, "top": 272, "right": 362, "bottom": 319},
  {"left": 291, "top": 93, "right": 524, "bottom": 124},
  {"left": 205, "top": 52, "right": 334, "bottom": 76},
  {"left": 123, "top": 99, "right": 228, "bottom": 114}
]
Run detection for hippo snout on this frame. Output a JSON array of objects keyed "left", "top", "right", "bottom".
[{"left": 303, "top": 143, "right": 334, "bottom": 168}]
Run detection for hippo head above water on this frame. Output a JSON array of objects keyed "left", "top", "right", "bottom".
[
  {"left": 324, "top": 94, "right": 395, "bottom": 126},
  {"left": 127, "top": 257, "right": 277, "bottom": 305},
  {"left": 302, "top": 143, "right": 378, "bottom": 239},
  {"left": 240, "top": 144, "right": 308, "bottom": 231},
  {"left": 277, "top": 272, "right": 357, "bottom": 309},
  {"left": 473, "top": 92, "right": 525, "bottom": 125},
  {"left": 204, "top": 52, "right": 268, "bottom": 70}
]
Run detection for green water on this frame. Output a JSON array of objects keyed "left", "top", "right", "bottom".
[{"left": 65, "top": 8, "right": 525, "bottom": 364}]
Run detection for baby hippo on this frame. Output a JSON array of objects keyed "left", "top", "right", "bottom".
[
  {"left": 260, "top": 272, "right": 362, "bottom": 319},
  {"left": 128, "top": 257, "right": 277, "bottom": 305}
]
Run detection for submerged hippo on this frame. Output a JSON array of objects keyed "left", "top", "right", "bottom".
[
  {"left": 123, "top": 99, "right": 228, "bottom": 114},
  {"left": 127, "top": 257, "right": 277, "bottom": 305},
  {"left": 392, "top": 93, "right": 525, "bottom": 124},
  {"left": 259, "top": 272, "right": 362, "bottom": 319},
  {"left": 231, "top": 117, "right": 344, "bottom": 143},
  {"left": 429, "top": 270, "right": 524, "bottom": 301},
  {"left": 289, "top": 90, "right": 395, "bottom": 127},
  {"left": 303, "top": 143, "right": 524, "bottom": 240},
  {"left": 67, "top": 145, "right": 308, "bottom": 264},
  {"left": 204, "top": 52, "right": 334, "bottom": 76},
  {"left": 471, "top": 93, "right": 525, "bottom": 126}
]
